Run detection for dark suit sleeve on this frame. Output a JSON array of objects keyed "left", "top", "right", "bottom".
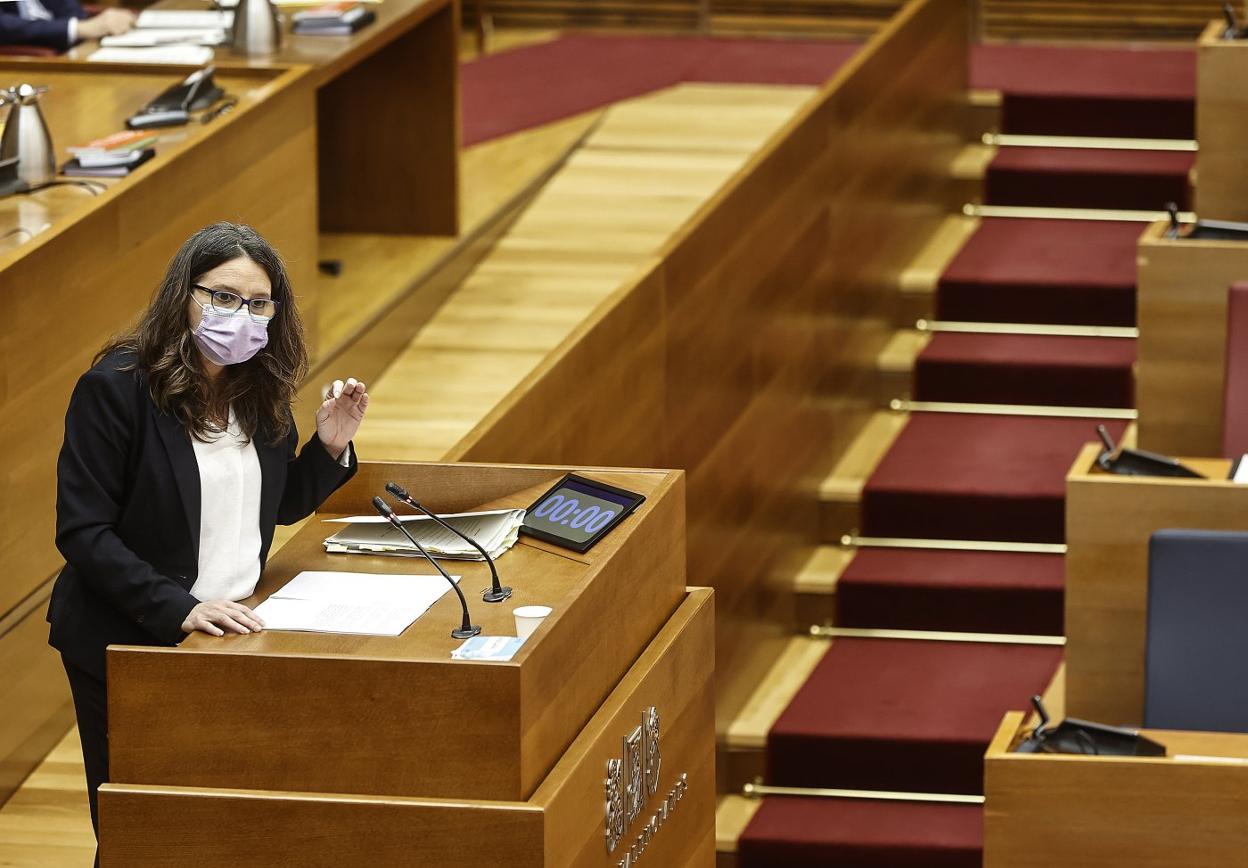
[
  {"left": 46, "top": 0, "right": 88, "bottom": 17},
  {"left": 0, "top": 10, "right": 75, "bottom": 49},
  {"left": 55, "top": 369, "right": 199, "bottom": 643},
  {"left": 275, "top": 425, "right": 358, "bottom": 525}
]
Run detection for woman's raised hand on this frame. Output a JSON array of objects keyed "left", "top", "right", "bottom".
[
  {"left": 181, "top": 600, "right": 265, "bottom": 637},
  {"left": 316, "top": 377, "right": 369, "bottom": 459}
]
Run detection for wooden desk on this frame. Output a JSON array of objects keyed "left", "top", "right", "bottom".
[
  {"left": 1065, "top": 443, "right": 1247, "bottom": 725},
  {"left": 985, "top": 711, "right": 1248, "bottom": 868},
  {"left": 59, "top": 0, "right": 460, "bottom": 235},
  {"left": 1196, "top": 20, "right": 1248, "bottom": 222},
  {"left": 101, "top": 587, "right": 715, "bottom": 868},
  {"left": 106, "top": 461, "right": 687, "bottom": 802},
  {"left": 1136, "top": 218, "right": 1248, "bottom": 456}
]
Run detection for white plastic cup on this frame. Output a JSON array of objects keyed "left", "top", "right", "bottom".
[{"left": 513, "top": 605, "right": 553, "bottom": 640}]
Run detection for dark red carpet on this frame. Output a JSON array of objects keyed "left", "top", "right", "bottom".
[
  {"left": 738, "top": 796, "right": 983, "bottom": 868},
  {"left": 766, "top": 638, "right": 1063, "bottom": 794},
  {"left": 460, "top": 35, "right": 858, "bottom": 146},
  {"left": 914, "top": 333, "right": 1135, "bottom": 408},
  {"left": 861, "top": 414, "right": 1128, "bottom": 543},
  {"left": 970, "top": 44, "right": 1195, "bottom": 139},
  {"left": 986, "top": 147, "right": 1192, "bottom": 211},
  {"left": 837, "top": 548, "right": 1065, "bottom": 635},
  {"left": 1224, "top": 283, "right": 1248, "bottom": 457},
  {"left": 937, "top": 218, "right": 1143, "bottom": 327}
]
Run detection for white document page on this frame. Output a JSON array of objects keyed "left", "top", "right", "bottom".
[
  {"left": 323, "top": 509, "right": 525, "bottom": 560},
  {"left": 1233, "top": 457, "right": 1248, "bottom": 483},
  {"left": 135, "top": 10, "right": 233, "bottom": 28},
  {"left": 88, "top": 45, "right": 215, "bottom": 64},
  {"left": 101, "top": 28, "right": 225, "bottom": 47},
  {"left": 253, "top": 570, "right": 459, "bottom": 636}
]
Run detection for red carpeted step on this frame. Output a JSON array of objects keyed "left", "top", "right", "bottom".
[
  {"left": 767, "top": 638, "right": 1062, "bottom": 794},
  {"left": 985, "top": 147, "right": 1192, "bottom": 211},
  {"left": 461, "top": 34, "right": 858, "bottom": 146},
  {"left": 914, "top": 332, "right": 1135, "bottom": 408},
  {"left": 937, "top": 218, "right": 1142, "bottom": 327},
  {"left": 970, "top": 44, "right": 1194, "bottom": 139},
  {"left": 861, "top": 413, "right": 1127, "bottom": 543},
  {"left": 738, "top": 796, "right": 982, "bottom": 868},
  {"left": 838, "top": 548, "right": 1065, "bottom": 635}
]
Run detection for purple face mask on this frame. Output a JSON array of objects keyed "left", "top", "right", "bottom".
[{"left": 192, "top": 305, "right": 270, "bottom": 366}]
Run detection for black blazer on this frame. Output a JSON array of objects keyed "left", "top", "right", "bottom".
[
  {"left": 48, "top": 350, "right": 358, "bottom": 679},
  {"left": 0, "top": 0, "right": 87, "bottom": 51}
]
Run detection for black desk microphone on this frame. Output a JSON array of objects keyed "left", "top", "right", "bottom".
[
  {"left": 385, "top": 481, "right": 513, "bottom": 603},
  {"left": 371, "top": 496, "right": 481, "bottom": 639}
]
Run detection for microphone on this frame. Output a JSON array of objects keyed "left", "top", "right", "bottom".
[
  {"left": 385, "top": 481, "right": 513, "bottom": 603},
  {"left": 371, "top": 496, "right": 481, "bottom": 640}
]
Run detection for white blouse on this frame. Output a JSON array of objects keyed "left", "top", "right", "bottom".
[{"left": 189, "top": 411, "right": 263, "bottom": 603}]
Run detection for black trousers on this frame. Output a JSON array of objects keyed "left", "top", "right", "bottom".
[{"left": 63, "top": 656, "right": 108, "bottom": 868}]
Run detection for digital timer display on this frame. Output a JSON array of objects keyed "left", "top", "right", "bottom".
[{"left": 521, "top": 475, "right": 645, "bottom": 553}]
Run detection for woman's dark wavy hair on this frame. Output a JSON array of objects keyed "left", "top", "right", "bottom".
[{"left": 98, "top": 222, "right": 308, "bottom": 446}]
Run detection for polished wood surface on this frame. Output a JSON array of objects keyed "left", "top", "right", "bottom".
[
  {"left": 1065, "top": 443, "right": 1248, "bottom": 725},
  {"left": 1136, "top": 219, "right": 1248, "bottom": 456},
  {"left": 106, "top": 461, "right": 686, "bottom": 802},
  {"left": 0, "top": 62, "right": 316, "bottom": 807},
  {"left": 99, "top": 588, "right": 716, "bottom": 868},
  {"left": 1196, "top": 21, "right": 1248, "bottom": 222},
  {"left": 985, "top": 711, "right": 1248, "bottom": 868},
  {"left": 442, "top": 0, "right": 967, "bottom": 722}
]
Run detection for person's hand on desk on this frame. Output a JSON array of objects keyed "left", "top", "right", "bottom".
[
  {"left": 316, "top": 377, "right": 369, "bottom": 460},
  {"left": 77, "top": 8, "right": 137, "bottom": 41},
  {"left": 182, "top": 600, "right": 265, "bottom": 637}
]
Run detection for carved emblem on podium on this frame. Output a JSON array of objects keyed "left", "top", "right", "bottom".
[
  {"left": 604, "top": 758, "right": 624, "bottom": 854},
  {"left": 643, "top": 706, "right": 661, "bottom": 797},
  {"left": 624, "top": 724, "right": 645, "bottom": 826},
  {"left": 606, "top": 705, "right": 669, "bottom": 855}
]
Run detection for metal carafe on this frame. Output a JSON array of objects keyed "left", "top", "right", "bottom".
[
  {"left": 230, "top": 0, "right": 282, "bottom": 56},
  {"left": 0, "top": 84, "right": 54, "bottom": 186}
]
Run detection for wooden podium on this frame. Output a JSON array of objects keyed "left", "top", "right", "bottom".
[
  {"left": 1136, "top": 219, "right": 1248, "bottom": 457},
  {"left": 985, "top": 711, "right": 1248, "bottom": 868},
  {"left": 1196, "top": 20, "right": 1248, "bottom": 222},
  {"left": 1065, "top": 445, "right": 1248, "bottom": 725},
  {"left": 97, "top": 461, "right": 715, "bottom": 867}
]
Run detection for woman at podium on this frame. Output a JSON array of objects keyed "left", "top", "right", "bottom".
[{"left": 45, "top": 222, "right": 369, "bottom": 865}]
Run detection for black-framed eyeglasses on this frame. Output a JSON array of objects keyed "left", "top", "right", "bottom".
[{"left": 191, "top": 284, "right": 280, "bottom": 321}]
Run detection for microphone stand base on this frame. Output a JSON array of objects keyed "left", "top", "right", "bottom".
[
  {"left": 451, "top": 625, "right": 483, "bottom": 640},
  {"left": 482, "top": 586, "right": 513, "bottom": 603}
]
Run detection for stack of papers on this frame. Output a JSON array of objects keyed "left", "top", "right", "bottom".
[
  {"left": 253, "top": 570, "right": 460, "bottom": 636},
  {"left": 88, "top": 45, "right": 215, "bottom": 64},
  {"left": 323, "top": 509, "right": 525, "bottom": 560},
  {"left": 451, "top": 636, "right": 526, "bottom": 661}
]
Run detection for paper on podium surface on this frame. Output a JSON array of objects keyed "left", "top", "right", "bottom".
[
  {"left": 253, "top": 570, "right": 460, "bottom": 636},
  {"left": 134, "top": 10, "right": 233, "bottom": 28},
  {"left": 1233, "top": 456, "right": 1248, "bottom": 483},
  {"left": 323, "top": 509, "right": 524, "bottom": 560},
  {"left": 101, "top": 28, "right": 226, "bottom": 47},
  {"left": 451, "top": 635, "right": 526, "bottom": 661},
  {"left": 88, "top": 45, "right": 215, "bottom": 64}
]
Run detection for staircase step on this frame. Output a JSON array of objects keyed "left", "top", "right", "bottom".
[
  {"left": 818, "top": 411, "right": 908, "bottom": 542},
  {"left": 874, "top": 329, "right": 929, "bottom": 403},
  {"left": 716, "top": 795, "right": 761, "bottom": 868},
  {"left": 792, "top": 545, "right": 855, "bottom": 626},
  {"left": 721, "top": 637, "right": 827, "bottom": 792},
  {"left": 766, "top": 638, "right": 1063, "bottom": 794},
  {"left": 837, "top": 548, "right": 1065, "bottom": 635},
  {"left": 913, "top": 332, "right": 1135, "bottom": 408},
  {"left": 861, "top": 413, "right": 1127, "bottom": 543},
  {"left": 936, "top": 217, "right": 1142, "bottom": 327},
  {"left": 970, "top": 43, "right": 1195, "bottom": 139},
  {"left": 897, "top": 215, "right": 980, "bottom": 323},
  {"left": 985, "top": 146, "right": 1192, "bottom": 211},
  {"left": 738, "top": 796, "right": 982, "bottom": 868}
]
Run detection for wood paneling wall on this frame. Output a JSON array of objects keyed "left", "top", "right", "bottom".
[
  {"left": 449, "top": 0, "right": 965, "bottom": 722},
  {"left": 470, "top": 0, "right": 1225, "bottom": 41}
]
